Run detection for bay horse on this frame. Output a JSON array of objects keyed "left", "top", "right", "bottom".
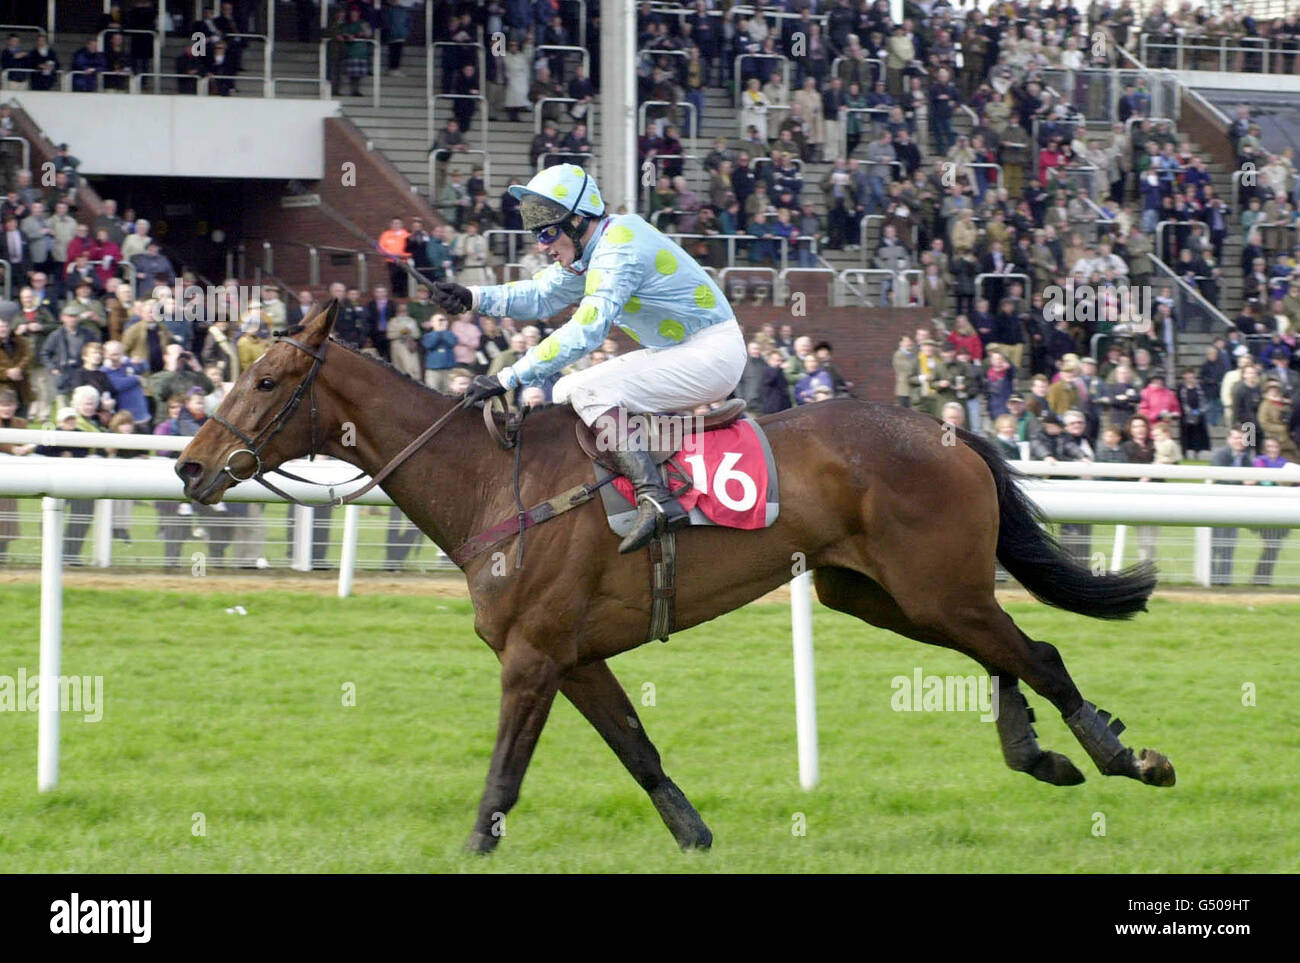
[{"left": 176, "top": 300, "right": 1174, "bottom": 854}]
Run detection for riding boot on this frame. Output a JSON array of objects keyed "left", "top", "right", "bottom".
[{"left": 607, "top": 445, "right": 689, "bottom": 554}]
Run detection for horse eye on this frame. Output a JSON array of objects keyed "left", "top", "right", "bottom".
[{"left": 257, "top": 378, "right": 276, "bottom": 392}]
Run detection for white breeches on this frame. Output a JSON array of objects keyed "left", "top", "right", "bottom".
[{"left": 553, "top": 318, "right": 747, "bottom": 426}]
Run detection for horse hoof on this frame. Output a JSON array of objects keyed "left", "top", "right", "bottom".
[
  {"left": 1028, "top": 750, "right": 1086, "bottom": 786},
  {"left": 678, "top": 827, "right": 713, "bottom": 852},
  {"left": 1135, "top": 748, "right": 1176, "bottom": 787},
  {"left": 464, "top": 831, "right": 500, "bottom": 855}
]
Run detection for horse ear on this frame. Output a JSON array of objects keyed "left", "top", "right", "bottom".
[{"left": 303, "top": 297, "right": 339, "bottom": 344}]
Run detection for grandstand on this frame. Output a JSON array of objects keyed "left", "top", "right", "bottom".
[{"left": 0, "top": 0, "right": 1297, "bottom": 583}]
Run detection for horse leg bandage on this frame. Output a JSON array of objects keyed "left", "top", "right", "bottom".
[
  {"left": 995, "top": 684, "right": 1043, "bottom": 771},
  {"left": 1063, "top": 700, "right": 1132, "bottom": 775}
]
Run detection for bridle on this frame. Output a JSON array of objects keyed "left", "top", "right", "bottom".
[{"left": 195, "top": 334, "right": 464, "bottom": 508}]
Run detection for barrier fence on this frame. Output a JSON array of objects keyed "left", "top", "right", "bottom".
[
  {"left": 3, "top": 439, "right": 1298, "bottom": 589},
  {"left": 5, "top": 437, "right": 1299, "bottom": 795}
]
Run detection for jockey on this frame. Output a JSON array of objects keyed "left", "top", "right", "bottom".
[{"left": 432, "top": 163, "right": 746, "bottom": 554}]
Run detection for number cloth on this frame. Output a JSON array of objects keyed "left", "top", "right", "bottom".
[{"left": 610, "top": 417, "right": 771, "bottom": 530}]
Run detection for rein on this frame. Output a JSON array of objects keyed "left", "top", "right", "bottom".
[{"left": 201, "top": 335, "right": 466, "bottom": 508}]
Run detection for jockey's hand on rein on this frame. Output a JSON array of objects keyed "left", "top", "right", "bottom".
[
  {"left": 432, "top": 281, "right": 473, "bottom": 314},
  {"left": 464, "top": 373, "right": 507, "bottom": 406}
]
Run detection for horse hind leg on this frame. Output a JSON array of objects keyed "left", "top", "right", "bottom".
[
  {"left": 812, "top": 567, "right": 1083, "bottom": 787},
  {"left": 1062, "top": 698, "right": 1176, "bottom": 787},
  {"left": 994, "top": 676, "right": 1085, "bottom": 786},
  {"left": 560, "top": 659, "right": 712, "bottom": 851},
  {"left": 1011, "top": 624, "right": 1175, "bottom": 788}
]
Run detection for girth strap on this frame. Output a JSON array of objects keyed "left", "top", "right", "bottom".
[
  {"left": 449, "top": 475, "right": 616, "bottom": 567},
  {"left": 648, "top": 529, "right": 677, "bottom": 643}
]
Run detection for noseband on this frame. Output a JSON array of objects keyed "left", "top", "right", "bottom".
[{"left": 196, "top": 334, "right": 350, "bottom": 507}]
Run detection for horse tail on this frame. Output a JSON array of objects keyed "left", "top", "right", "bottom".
[{"left": 959, "top": 428, "right": 1156, "bottom": 620}]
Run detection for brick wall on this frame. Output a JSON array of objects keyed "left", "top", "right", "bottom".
[{"left": 239, "top": 116, "right": 443, "bottom": 289}]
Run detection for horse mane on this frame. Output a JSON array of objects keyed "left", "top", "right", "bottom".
[
  {"left": 276, "top": 327, "right": 453, "bottom": 401},
  {"left": 274, "top": 328, "right": 579, "bottom": 432}
]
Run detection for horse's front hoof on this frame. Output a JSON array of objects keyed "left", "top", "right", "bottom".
[
  {"left": 464, "top": 831, "right": 500, "bottom": 855},
  {"left": 1028, "top": 750, "right": 1087, "bottom": 786},
  {"left": 678, "top": 826, "right": 713, "bottom": 852},
  {"left": 1135, "top": 748, "right": 1176, "bottom": 787}
]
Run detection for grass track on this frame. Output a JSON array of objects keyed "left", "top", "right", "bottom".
[{"left": 0, "top": 585, "right": 1297, "bottom": 873}]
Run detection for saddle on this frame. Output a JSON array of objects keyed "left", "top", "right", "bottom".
[{"left": 574, "top": 398, "right": 748, "bottom": 471}]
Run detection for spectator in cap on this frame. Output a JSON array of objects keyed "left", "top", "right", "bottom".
[
  {"left": 41, "top": 302, "right": 101, "bottom": 407},
  {"left": 1005, "top": 394, "right": 1035, "bottom": 442}
]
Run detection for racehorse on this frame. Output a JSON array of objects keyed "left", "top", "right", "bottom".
[{"left": 175, "top": 300, "right": 1174, "bottom": 854}]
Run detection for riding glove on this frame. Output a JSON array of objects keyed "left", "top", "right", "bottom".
[
  {"left": 464, "top": 373, "right": 508, "bottom": 405},
  {"left": 432, "top": 281, "right": 474, "bottom": 315}
]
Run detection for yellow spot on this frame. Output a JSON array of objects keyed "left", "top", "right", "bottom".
[
  {"left": 574, "top": 302, "right": 599, "bottom": 326},
  {"left": 607, "top": 224, "right": 635, "bottom": 245},
  {"left": 553, "top": 184, "right": 569, "bottom": 199},
  {"left": 624, "top": 295, "right": 642, "bottom": 314},
  {"left": 536, "top": 336, "right": 560, "bottom": 362},
  {"left": 655, "top": 249, "right": 678, "bottom": 275},
  {"left": 621, "top": 326, "right": 642, "bottom": 344},
  {"left": 693, "top": 284, "right": 716, "bottom": 310},
  {"left": 532, "top": 268, "right": 548, "bottom": 280},
  {"left": 658, "top": 319, "right": 685, "bottom": 342},
  {"left": 571, "top": 165, "right": 585, "bottom": 178},
  {"left": 584, "top": 269, "right": 603, "bottom": 295},
  {"left": 589, "top": 192, "right": 600, "bottom": 207}
]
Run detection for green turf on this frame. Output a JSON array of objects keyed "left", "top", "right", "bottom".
[{"left": 0, "top": 585, "right": 1296, "bottom": 872}]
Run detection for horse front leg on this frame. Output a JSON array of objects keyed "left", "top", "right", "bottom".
[
  {"left": 465, "top": 641, "right": 562, "bottom": 855},
  {"left": 561, "top": 660, "right": 712, "bottom": 851}
]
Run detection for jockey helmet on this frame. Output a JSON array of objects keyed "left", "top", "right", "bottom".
[{"left": 509, "top": 164, "right": 606, "bottom": 259}]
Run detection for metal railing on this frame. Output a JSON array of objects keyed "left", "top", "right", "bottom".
[
  {"left": 56, "top": 69, "right": 132, "bottom": 93},
  {"left": 537, "top": 44, "right": 590, "bottom": 81},
  {"left": 719, "top": 266, "right": 777, "bottom": 303},
  {"left": 563, "top": 0, "right": 588, "bottom": 50},
  {"left": 315, "top": 245, "right": 370, "bottom": 291},
  {"left": 483, "top": 230, "right": 535, "bottom": 267},
  {"left": 638, "top": 100, "right": 697, "bottom": 156},
  {"left": 829, "top": 56, "right": 882, "bottom": 88},
  {"left": 1147, "top": 252, "right": 1230, "bottom": 361},
  {"left": 428, "top": 148, "right": 490, "bottom": 210},
  {"left": 662, "top": 233, "right": 789, "bottom": 272},
  {"left": 432, "top": 93, "right": 488, "bottom": 151},
  {"left": 319, "top": 34, "right": 381, "bottom": 106},
  {"left": 834, "top": 268, "right": 898, "bottom": 306},
  {"left": 974, "top": 272, "right": 1031, "bottom": 305},
  {"left": 1139, "top": 33, "right": 1300, "bottom": 74},
  {"left": 0, "top": 133, "right": 29, "bottom": 174},
  {"left": 734, "top": 53, "right": 791, "bottom": 107},
  {"left": 96, "top": 28, "right": 158, "bottom": 77},
  {"left": 537, "top": 151, "right": 594, "bottom": 172},
  {"left": 266, "top": 76, "right": 330, "bottom": 98},
  {"left": 775, "top": 266, "right": 834, "bottom": 306},
  {"left": 428, "top": 41, "right": 487, "bottom": 160},
  {"left": 532, "top": 98, "right": 599, "bottom": 143}
]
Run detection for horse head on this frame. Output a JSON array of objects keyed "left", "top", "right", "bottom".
[{"left": 176, "top": 298, "right": 338, "bottom": 504}]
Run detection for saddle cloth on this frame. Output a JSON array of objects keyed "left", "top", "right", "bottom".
[{"left": 584, "top": 409, "right": 780, "bottom": 538}]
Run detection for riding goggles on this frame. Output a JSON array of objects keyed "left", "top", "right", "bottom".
[{"left": 534, "top": 222, "right": 565, "bottom": 245}]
